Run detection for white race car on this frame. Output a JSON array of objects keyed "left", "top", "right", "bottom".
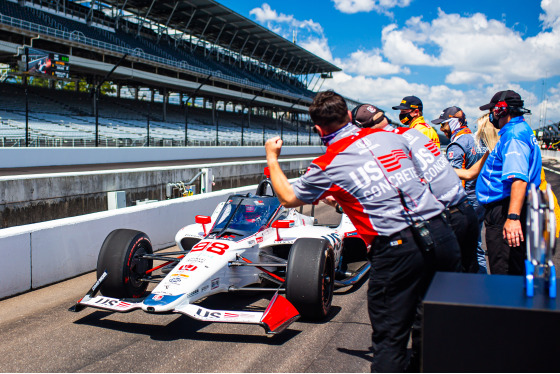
[{"left": 70, "top": 173, "right": 370, "bottom": 335}]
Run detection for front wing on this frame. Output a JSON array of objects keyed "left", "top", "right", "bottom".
[{"left": 70, "top": 272, "right": 299, "bottom": 335}]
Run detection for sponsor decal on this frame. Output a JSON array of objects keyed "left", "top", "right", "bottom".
[
  {"left": 91, "top": 271, "right": 108, "bottom": 293},
  {"left": 255, "top": 200, "right": 264, "bottom": 205},
  {"left": 116, "top": 301, "right": 131, "bottom": 308},
  {"left": 201, "top": 285, "right": 209, "bottom": 292},
  {"left": 378, "top": 150, "right": 409, "bottom": 172},
  {"left": 448, "top": 151, "right": 454, "bottom": 159},
  {"left": 247, "top": 240, "right": 256, "bottom": 246},
  {"left": 187, "top": 289, "right": 199, "bottom": 298},
  {"left": 178, "top": 264, "right": 198, "bottom": 271},
  {"left": 345, "top": 231, "right": 358, "bottom": 237},
  {"left": 425, "top": 142, "right": 441, "bottom": 157},
  {"left": 171, "top": 273, "right": 189, "bottom": 278},
  {"left": 186, "top": 257, "right": 207, "bottom": 263},
  {"left": 169, "top": 277, "right": 182, "bottom": 284},
  {"left": 93, "top": 297, "right": 120, "bottom": 307},
  {"left": 256, "top": 236, "right": 264, "bottom": 243},
  {"left": 153, "top": 295, "right": 163, "bottom": 301},
  {"left": 211, "top": 278, "right": 220, "bottom": 290},
  {"left": 356, "top": 138, "right": 380, "bottom": 154}
]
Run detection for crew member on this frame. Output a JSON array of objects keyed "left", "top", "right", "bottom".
[
  {"left": 392, "top": 95, "right": 440, "bottom": 148},
  {"left": 432, "top": 106, "right": 487, "bottom": 273},
  {"left": 476, "top": 90, "right": 542, "bottom": 275},
  {"left": 351, "top": 104, "right": 396, "bottom": 131},
  {"left": 265, "top": 90, "right": 461, "bottom": 372}
]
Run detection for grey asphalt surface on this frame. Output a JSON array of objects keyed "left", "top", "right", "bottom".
[
  {"left": 1, "top": 157, "right": 560, "bottom": 372},
  {"left": 0, "top": 204, "right": 373, "bottom": 373}
]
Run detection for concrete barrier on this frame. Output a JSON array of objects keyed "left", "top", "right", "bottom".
[
  {"left": 0, "top": 183, "right": 258, "bottom": 299},
  {"left": 0, "top": 145, "right": 322, "bottom": 168}
]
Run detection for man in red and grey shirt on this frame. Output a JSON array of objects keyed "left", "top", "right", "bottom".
[{"left": 265, "top": 90, "right": 461, "bottom": 373}]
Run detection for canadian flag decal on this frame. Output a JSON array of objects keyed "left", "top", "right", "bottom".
[{"left": 378, "top": 150, "right": 409, "bottom": 172}]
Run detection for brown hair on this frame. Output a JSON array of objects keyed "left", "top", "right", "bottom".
[{"left": 309, "top": 90, "right": 349, "bottom": 131}]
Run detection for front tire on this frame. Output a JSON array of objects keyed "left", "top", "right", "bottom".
[
  {"left": 286, "top": 238, "right": 335, "bottom": 320},
  {"left": 97, "top": 229, "right": 153, "bottom": 298}
]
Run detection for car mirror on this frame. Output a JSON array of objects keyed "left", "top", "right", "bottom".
[
  {"left": 272, "top": 220, "right": 294, "bottom": 229},
  {"left": 195, "top": 215, "right": 211, "bottom": 224},
  {"left": 195, "top": 215, "right": 212, "bottom": 236},
  {"left": 272, "top": 220, "right": 294, "bottom": 241}
]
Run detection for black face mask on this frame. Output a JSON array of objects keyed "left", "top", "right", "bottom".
[
  {"left": 399, "top": 112, "right": 413, "bottom": 125},
  {"left": 489, "top": 113, "right": 501, "bottom": 129}
]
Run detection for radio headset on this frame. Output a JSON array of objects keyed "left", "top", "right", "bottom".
[{"left": 357, "top": 137, "right": 436, "bottom": 253}]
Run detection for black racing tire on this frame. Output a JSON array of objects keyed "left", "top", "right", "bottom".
[
  {"left": 97, "top": 229, "right": 153, "bottom": 298},
  {"left": 286, "top": 238, "right": 335, "bottom": 320}
]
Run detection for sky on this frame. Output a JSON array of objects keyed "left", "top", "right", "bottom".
[{"left": 219, "top": 0, "right": 560, "bottom": 132}]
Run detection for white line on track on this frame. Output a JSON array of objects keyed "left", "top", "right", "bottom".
[{"left": 543, "top": 166, "right": 560, "bottom": 175}]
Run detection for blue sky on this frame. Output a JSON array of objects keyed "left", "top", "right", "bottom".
[{"left": 219, "top": 0, "right": 560, "bottom": 132}]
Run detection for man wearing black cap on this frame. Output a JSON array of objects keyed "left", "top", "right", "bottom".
[
  {"left": 432, "top": 106, "right": 488, "bottom": 273},
  {"left": 476, "top": 90, "right": 542, "bottom": 275},
  {"left": 351, "top": 103, "right": 396, "bottom": 131},
  {"left": 392, "top": 95, "right": 440, "bottom": 149}
]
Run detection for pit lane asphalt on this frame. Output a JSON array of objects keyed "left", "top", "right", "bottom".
[
  {"left": 2, "top": 157, "right": 560, "bottom": 372},
  {"left": 0, "top": 204, "right": 373, "bottom": 373}
]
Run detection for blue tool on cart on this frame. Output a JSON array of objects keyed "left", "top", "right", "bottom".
[{"left": 525, "top": 184, "right": 556, "bottom": 298}]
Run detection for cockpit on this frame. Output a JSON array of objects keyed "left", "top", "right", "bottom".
[{"left": 209, "top": 195, "right": 283, "bottom": 239}]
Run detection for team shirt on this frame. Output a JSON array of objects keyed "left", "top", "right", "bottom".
[
  {"left": 291, "top": 123, "right": 446, "bottom": 244},
  {"left": 394, "top": 127, "right": 467, "bottom": 208},
  {"left": 410, "top": 116, "right": 441, "bottom": 149},
  {"left": 476, "top": 116, "right": 542, "bottom": 205},
  {"left": 446, "top": 127, "right": 485, "bottom": 204}
]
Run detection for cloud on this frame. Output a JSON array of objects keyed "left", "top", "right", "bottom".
[
  {"left": 335, "top": 49, "right": 409, "bottom": 76},
  {"left": 322, "top": 73, "right": 543, "bottom": 130},
  {"left": 332, "top": 0, "right": 412, "bottom": 16},
  {"left": 380, "top": 7, "right": 560, "bottom": 84},
  {"left": 249, "top": 4, "right": 324, "bottom": 38}
]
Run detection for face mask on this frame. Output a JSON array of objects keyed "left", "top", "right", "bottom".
[
  {"left": 489, "top": 113, "right": 501, "bottom": 129},
  {"left": 399, "top": 112, "right": 413, "bottom": 125}
]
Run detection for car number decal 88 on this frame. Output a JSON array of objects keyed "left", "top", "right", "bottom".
[{"left": 191, "top": 241, "right": 229, "bottom": 255}]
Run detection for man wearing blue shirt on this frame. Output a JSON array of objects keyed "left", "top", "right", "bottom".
[{"left": 476, "top": 90, "right": 541, "bottom": 275}]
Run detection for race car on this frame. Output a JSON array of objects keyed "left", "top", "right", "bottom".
[{"left": 70, "top": 171, "right": 370, "bottom": 335}]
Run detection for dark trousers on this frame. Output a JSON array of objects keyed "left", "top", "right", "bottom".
[
  {"left": 447, "top": 200, "right": 480, "bottom": 273},
  {"left": 484, "top": 198, "right": 527, "bottom": 275},
  {"left": 368, "top": 214, "right": 461, "bottom": 372}
]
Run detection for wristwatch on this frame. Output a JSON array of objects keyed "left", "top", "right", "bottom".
[{"left": 507, "top": 213, "right": 520, "bottom": 220}]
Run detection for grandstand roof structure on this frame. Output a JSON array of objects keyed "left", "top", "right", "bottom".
[{"left": 98, "top": 0, "right": 341, "bottom": 76}]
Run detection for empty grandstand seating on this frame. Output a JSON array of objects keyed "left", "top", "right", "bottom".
[
  {"left": 0, "top": 1, "right": 321, "bottom": 147},
  {"left": 0, "top": 0, "right": 314, "bottom": 99},
  {"left": 0, "top": 83, "right": 318, "bottom": 147}
]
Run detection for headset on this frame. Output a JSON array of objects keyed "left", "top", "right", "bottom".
[{"left": 494, "top": 91, "right": 531, "bottom": 118}]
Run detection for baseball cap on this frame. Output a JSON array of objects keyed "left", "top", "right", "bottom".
[
  {"left": 431, "top": 106, "right": 465, "bottom": 125},
  {"left": 392, "top": 96, "right": 423, "bottom": 111},
  {"left": 351, "top": 104, "right": 384, "bottom": 128},
  {"left": 479, "top": 90, "right": 524, "bottom": 111}
]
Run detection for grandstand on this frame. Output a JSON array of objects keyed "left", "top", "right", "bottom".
[{"left": 0, "top": 0, "right": 348, "bottom": 147}]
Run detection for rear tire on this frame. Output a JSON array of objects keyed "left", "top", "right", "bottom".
[
  {"left": 97, "top": 229, "right": 153, "bottom": 298},
  {"left": 286, "top": 238, "right": 335, "bottom": 320}
]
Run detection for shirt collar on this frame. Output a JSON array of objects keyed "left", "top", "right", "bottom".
[
  {"left": 450, "top": 126, "right": 471, "bottom": 142},
  {"left": 322, "top": 123, "right": 360, "bottom": 146},
  {"left": 498, "top": 116, "right": 525, "bottom": 136}
]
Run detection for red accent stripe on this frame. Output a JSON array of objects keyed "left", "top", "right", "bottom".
[
  {"left": 313, "top": 128, "right": 385, "bottom": 170},
  {"left": 145, "top": 255, "right": 185, "bottom": 274},
  {"left": 323, "top": 183, "right": 376, "bottom": 245}
]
